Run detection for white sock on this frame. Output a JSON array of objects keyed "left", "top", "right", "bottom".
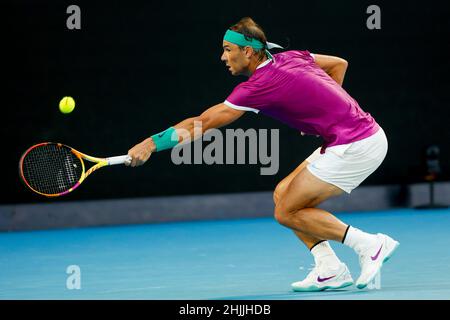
[
  {"left": 310, "top": 241, "right": 341, "bottom": 269},
  {"left": 343, "top": 226, "right": 378, "bottom": 254}
]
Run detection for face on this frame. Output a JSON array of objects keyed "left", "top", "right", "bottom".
[{"left": 221, "top": 40, "right": 250, "bottom": 76}]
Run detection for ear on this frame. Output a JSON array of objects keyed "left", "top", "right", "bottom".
[{"left": 244, "top": 46, "right": 254, "bottom": 59}]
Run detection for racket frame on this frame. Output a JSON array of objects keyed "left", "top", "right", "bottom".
[{"left": 19, "top": 142, "right": 129, "bottom": 197}]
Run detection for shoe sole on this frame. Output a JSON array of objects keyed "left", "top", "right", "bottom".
[
  {"left": 292, "top": 281, "right": 354, "bottom": 292},
  {"left": 356, "top": 240, "right": 400, "bottom": 289}
]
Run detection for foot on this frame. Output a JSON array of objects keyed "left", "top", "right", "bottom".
[
  {"left": 355, "top": 233, "right": 400, "bottom": 289},
  {"left": 292, "top": 262, "right": 354, "bottom": 292}
]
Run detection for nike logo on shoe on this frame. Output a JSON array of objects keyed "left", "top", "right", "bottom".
[
  {"left": 371, "top": 245, "right": 383, "bottom": 261},
  {"left": 317, "top": 275, "right": 336, "bottom": 282}
]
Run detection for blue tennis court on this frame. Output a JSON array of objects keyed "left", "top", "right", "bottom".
[{"left": 1, "top": 208, "right": 449, "bottom": 300}]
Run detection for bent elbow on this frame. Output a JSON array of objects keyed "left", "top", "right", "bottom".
[{"left": 338, "top": 58, "right": 348, "bottom": 70}]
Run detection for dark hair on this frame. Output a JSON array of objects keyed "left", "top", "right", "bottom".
[{"left": 230, "top": 17, "right": 267, "bottom": 61}]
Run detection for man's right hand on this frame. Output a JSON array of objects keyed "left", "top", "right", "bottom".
[{"left": 126, "top": 137, "right": 156, "bottom": 167}]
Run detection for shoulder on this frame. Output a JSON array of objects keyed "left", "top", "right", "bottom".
[{"left": 225, "top": 78, "right": 267, "bottom": 112}]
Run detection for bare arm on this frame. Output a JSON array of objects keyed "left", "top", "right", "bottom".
[
  {"left": 173, "top": 103, "right": 245, "bottom": 142},
  {"left": 312, "top": 54, "right": 348, "bottom": 86},
  {"left": 127, "top": 103, "right": 245, "bottom": 166}
]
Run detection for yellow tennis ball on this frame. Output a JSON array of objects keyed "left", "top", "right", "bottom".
[{"left": 59, "top": 96, "right": 75, "bottom": 114}]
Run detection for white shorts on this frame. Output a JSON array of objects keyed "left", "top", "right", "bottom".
[{"left": 306, "top": 127, "right": 388, "bottom": 194}]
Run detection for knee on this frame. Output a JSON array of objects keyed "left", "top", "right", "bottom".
[
  {"left": 273, "top": 190, "right": 281, "bottom": 206},
  {"left": 274, "top": 201, "right": 309, "bottom": 228},
  {"left": 273, "top": 183, "right": 289, "bottom": 225},
  {"left": 274, "top": 202, "right": 295, "bottom": 227},
  {"left": 273, "top": 181, "right": 287, "bottom": 205}
]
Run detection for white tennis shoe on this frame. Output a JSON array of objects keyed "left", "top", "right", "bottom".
[
  {"left": 292, "top": 261, "right": 354, "bottom": 292},
  {"left": 356, "top": 233, "right": 400, "bottom": 289}
]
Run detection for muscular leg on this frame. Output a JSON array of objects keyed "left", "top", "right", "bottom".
[
  {"left": 275, "top": 160, "right": 355, "bottom": 291},
  {"left": 276, "top": 154, "right": 398, "bottom": 291},
  {"left": 273, "top": 160, "right": 343, "bottom": 248},
  {"left": 274, "top": 163, "right": 348, "bottom": 242}
]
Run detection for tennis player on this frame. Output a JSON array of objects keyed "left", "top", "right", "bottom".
[{"left": 127, "top": 17, "right": 399, "bottom": 291}]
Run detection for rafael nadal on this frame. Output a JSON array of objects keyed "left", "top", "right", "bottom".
[{"left": 126, "top": 17, "right": 399, "bottom": 291}]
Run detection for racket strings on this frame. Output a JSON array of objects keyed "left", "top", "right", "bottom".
[{"left": 21, "top": 144, "right": 83, "bottom": 195}]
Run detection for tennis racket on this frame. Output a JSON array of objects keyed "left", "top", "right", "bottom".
[{"left": 19, "top": 142, "right": 131, "bottom": 197}]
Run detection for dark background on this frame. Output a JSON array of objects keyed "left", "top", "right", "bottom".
[{"left": 3, "top": 0, "right": 450, "bottom": 204}]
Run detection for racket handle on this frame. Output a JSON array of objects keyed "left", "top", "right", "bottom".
[{"left": 107, "top": 155, "right": 132, "bottom": 166}]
